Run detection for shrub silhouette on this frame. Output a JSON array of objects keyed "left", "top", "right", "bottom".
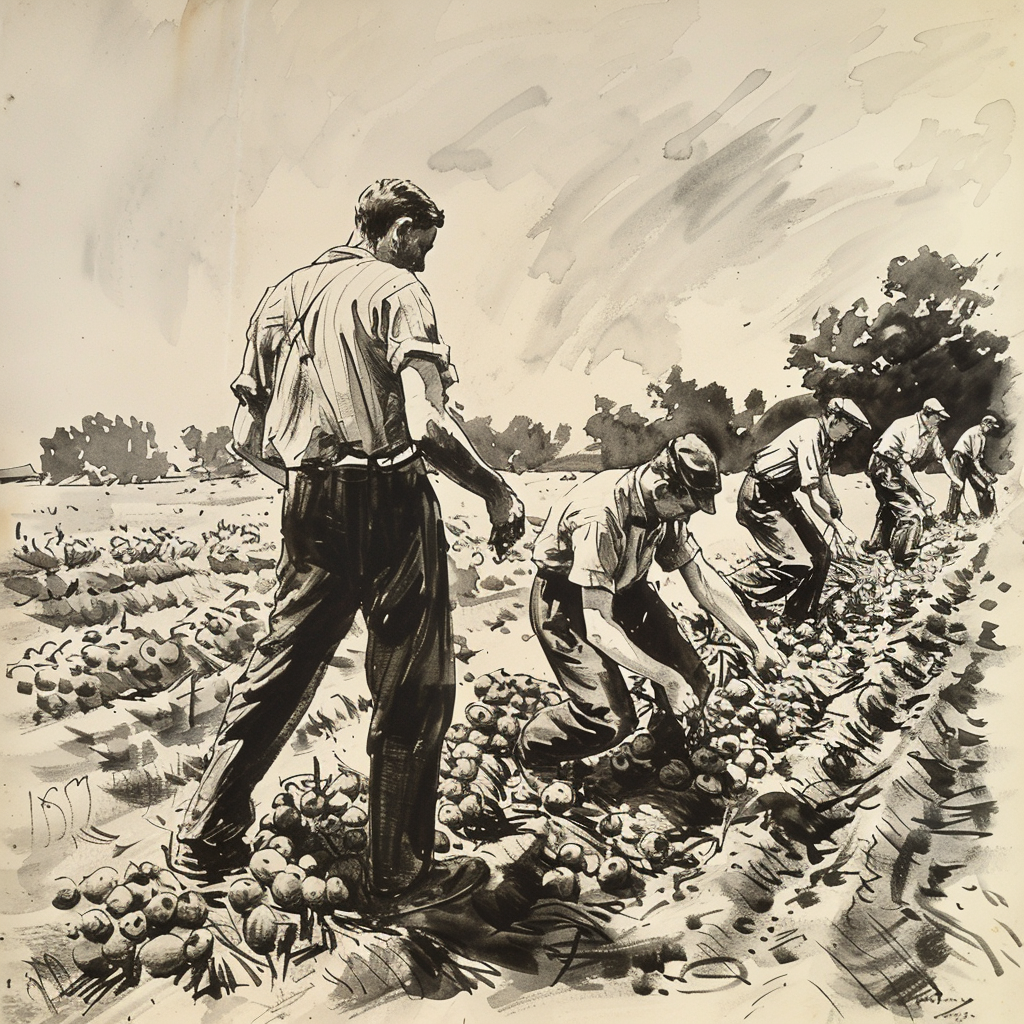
[
  {"left": 181, "top": 425, "right": 246, "bottom": 480},
  {"left": 40, "top": 414, "right": 171, "bottom": 485},
  {"left": 459, "top": 414, "right": 572, "bottom": 472},
  {"left": 584, "top": 247, "right": 1012, "bottom": 476}
]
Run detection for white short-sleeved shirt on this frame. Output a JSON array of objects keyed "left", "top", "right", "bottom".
[
  {"left": 232, "top": 246, "right": 457, "bottom": 467},
  {"left": 532, "top": 468, "right": 701, "bottom": 592},
  {"left": 750, "top": 418, "right": 831, "bottom": 490},
  {"left": 953, "top": 425, "right": 987, "bottom": 463},
  {"left": 873, "top": 413, "right": 945, "bottom": 467}
]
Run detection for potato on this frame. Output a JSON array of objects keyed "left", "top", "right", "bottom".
[
  {"left": 72, "top": 938, "right": 114, "bottom": 977},
  {"left": 451, "top": 741, "right": 482, "bottom": 763},
  {"left": 637, "top": 831, "right": 670, "bottom": 863},
  {"left": 140, "top": 934, "right": 187, "bottom": 977},
  {"left": 243, "top": 905, "right": 278, "bottom": 954},
  {"left": 268, "top": 835, "right": 295, "bottom": 860},
  {"left": 299, "top": 792, "right": 327, "bottom": 819},
  {"left": 340, "top": 805, "right": 367, "bottom": 827},
  {"left": 52, "top": 877, "right": 81, "bottom": 910},
  {"left": 80, "top": 866, "right": 119, "bottom": 904},
  {"left": 658, "top": 760, "right": 692, "bottom": 789},
  {"left": 80, "top": 909, "right": 114, "bottom": 943},
  {"left": 557, "top": 842, "right": 586, "bottom": 871},
  {"left": 228, "top": 877, "right": 265, "bottom": 913},
  {"left": 300, "top": 876, "right": 327, "bottom": 908},
  {"left": 183, "top": 928, "right": 214, "bottom": 962},
  {"left": 119, "top": 911, "right": 149, "bottom": 943},
  {"left": 104, "top": 884, "right": 136, "bottom": 918},
  {"left": 249, "top": 849, "right": 288, "bottom": 885},
  {"left": 541, "top": 867, "right": 580, "bottom": 901},
  {"left": 596, "top": 857, "right": 631, "bottom": 891},
  {"left": 101, "top": 932, "right": 135, "bottom": 964},
  {"left": 458, "top": 793, "right": 484, "bottom": 820},
  {"left": 142, "top": 893, "right": 178, "bottom": 929},
  {"left": 695, "top": 773, "right": 723, "bottom": 795},
  {"left": 174, "top": 891, "right": 209, "bottom": 928},
  {"left": 325, "top": 877, "right": 351, "bottom": 908},
  {"left": 540, "top": 782, "right": 575, "bottom": 814}
]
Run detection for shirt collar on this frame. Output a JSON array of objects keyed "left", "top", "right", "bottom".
[
  {"left": 313, "top": 245, "right": 370, "bottom": 265},
  {"left": 624, "top": 466, "right": 662, "bottom": 529}
]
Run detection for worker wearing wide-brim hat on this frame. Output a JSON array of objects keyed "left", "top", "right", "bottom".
[
  {"left": 727, "top": 397, "right": 871, "bottom": 625},
  {"left": 519, "top": 434, "right": 784, "bottom": 778},
  {"left": 862, "top": 397, "right": 960, "bottom": 567}
]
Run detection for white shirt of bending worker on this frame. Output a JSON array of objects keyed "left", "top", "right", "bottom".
[
  {"left": 536, "top": 445, "right": 786, "bottom": 718},
  {"left": 873, "top": 399, "right": 959, "bottom": 509},
  {"left": 749, "top": 397, "right": 870, "bottom": 554}
]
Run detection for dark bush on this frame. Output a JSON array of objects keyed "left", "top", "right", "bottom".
[
  {"left": 181, "top": 425, "right": 246, "bottom": 479},
  {"left": 788, "top": 246, "right": 1014, "bottom": 472},
  {"left": 40, "top": 414, "right": 172, "bottom": 485},
  {"left": 459, "top": 414, "right": 572, "bottom": 473}
]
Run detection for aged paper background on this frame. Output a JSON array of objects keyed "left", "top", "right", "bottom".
[{"left": 2, "top": 2, "right": 1022, "bottom": 1023}]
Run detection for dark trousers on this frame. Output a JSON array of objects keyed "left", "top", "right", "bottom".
[
  {"left": 866, "top": 455, "right": 925, "bottom": 566},
  {"left": 178, "top": 461, "right": 454, "bottom": 896},
  {"left": 945, "top": 452, "right": 996, "bottom": 520},
  {"left": 728, "top": 474, "right": 831, "bottom": 624},
  {"left": 516, "top": 572, "right": 712, "bottom": 767}
]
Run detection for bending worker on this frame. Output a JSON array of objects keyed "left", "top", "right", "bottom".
[
  {"left": 516, "top": 435, "right": 785, "bottom": 779},
  {"left": 727, "top": 397, "right": 871, "bottom": 625},
  {"left": 863, "top": 397, "right": 959, "bottom": 567},
  {"left": 944, "top": 414, "right": 1001, "bottom": 522}
]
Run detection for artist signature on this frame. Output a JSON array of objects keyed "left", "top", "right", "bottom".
[{"left": 914, "top": 994, "right": 975, "bottom": 1020}]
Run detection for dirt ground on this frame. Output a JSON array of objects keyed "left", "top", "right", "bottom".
[{"left": 1, "top": 469, "right": 1022, "bottom": 1024}]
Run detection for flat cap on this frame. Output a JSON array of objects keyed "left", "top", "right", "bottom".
[
  {"left": 921, "top": 397, "right": 950, "bottom": 420},
  {"left": 660, "top": 434, "right": 721, "bottom": 514},
  {"left": 827, "top": 397, "right": 871, "bottom": 429}
]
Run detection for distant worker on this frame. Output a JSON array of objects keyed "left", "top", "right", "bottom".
[
  {"left": 862, "top": 398, "right": 959, "bottom": 567},
  {"left": 727, "top": 397, "right": 871, "bottom": 625},
  {"left": 516, "top": 436, "right": 785, "bottom": 780},
  {"left": 943, "top": 414, "right": 1001, "bottom": 522}
]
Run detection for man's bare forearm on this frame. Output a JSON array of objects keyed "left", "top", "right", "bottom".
[
  {"left": 681, "top": 555, "right": 770, "bottom": 655},
  {"left": 418, "top": 416, "right": 510, "bottom": 504},
  {"left": 402, "top": 362, "right": 511, "bottom": 506}
]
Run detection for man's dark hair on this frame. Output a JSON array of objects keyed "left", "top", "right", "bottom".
[{"left": 355, "top": 179, "right": 445, "bottom": 245}]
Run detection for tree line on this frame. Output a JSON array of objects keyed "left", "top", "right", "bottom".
[{"left": 38, "top": 247, "right": 1013, "bottom": 485}]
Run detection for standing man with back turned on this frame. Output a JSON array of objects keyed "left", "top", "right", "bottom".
[{"left": 172, "top": 180, "right": 525, "bottom": 913}]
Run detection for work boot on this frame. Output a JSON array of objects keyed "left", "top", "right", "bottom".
[
  {"left": 165, "top": 831, "right": 251, "bottom": 885},
  {"left": 358, "top": 855, "right": 490, "bottom": 921}
]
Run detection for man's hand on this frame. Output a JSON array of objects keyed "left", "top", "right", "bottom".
[
  {"left": 486, "top": 487, "right": 525, "bottom": 562},
  {"left": 753, "top": 644, "right": 786, "bottom": 678},
  {"left": 831, "top": 520, "right": 857, "bottom": 547},
  {"left": 655, "top": 668, "right": 699, "bottom": 718}
]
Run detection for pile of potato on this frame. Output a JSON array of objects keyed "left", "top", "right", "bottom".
[{"left": 53, "top": 863, "right": 212, "bottom": 980}]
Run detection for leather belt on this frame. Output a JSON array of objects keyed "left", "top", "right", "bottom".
[{"left": 331, "top": 444, "right": 419, "bottom": 469}]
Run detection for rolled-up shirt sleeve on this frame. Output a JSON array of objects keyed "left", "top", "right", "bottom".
[
  {"left": 796, "top": 429, "right": 824, "bottom": 488},
  {"left": 567, "top": 516, "right": 621, "bottom": 592},
  {"left": 231, "top": 286, "right": 284, "bottom": 412},
  {"left": 655, "top": 521, "right": 701, "bottom": 572},
  {"left": 386, "top": 282, "right": 458, "bottom": 386}
]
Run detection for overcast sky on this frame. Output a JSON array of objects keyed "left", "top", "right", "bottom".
[{"left": 1, "top": 0, "right": 1021, "bottom": 468}]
